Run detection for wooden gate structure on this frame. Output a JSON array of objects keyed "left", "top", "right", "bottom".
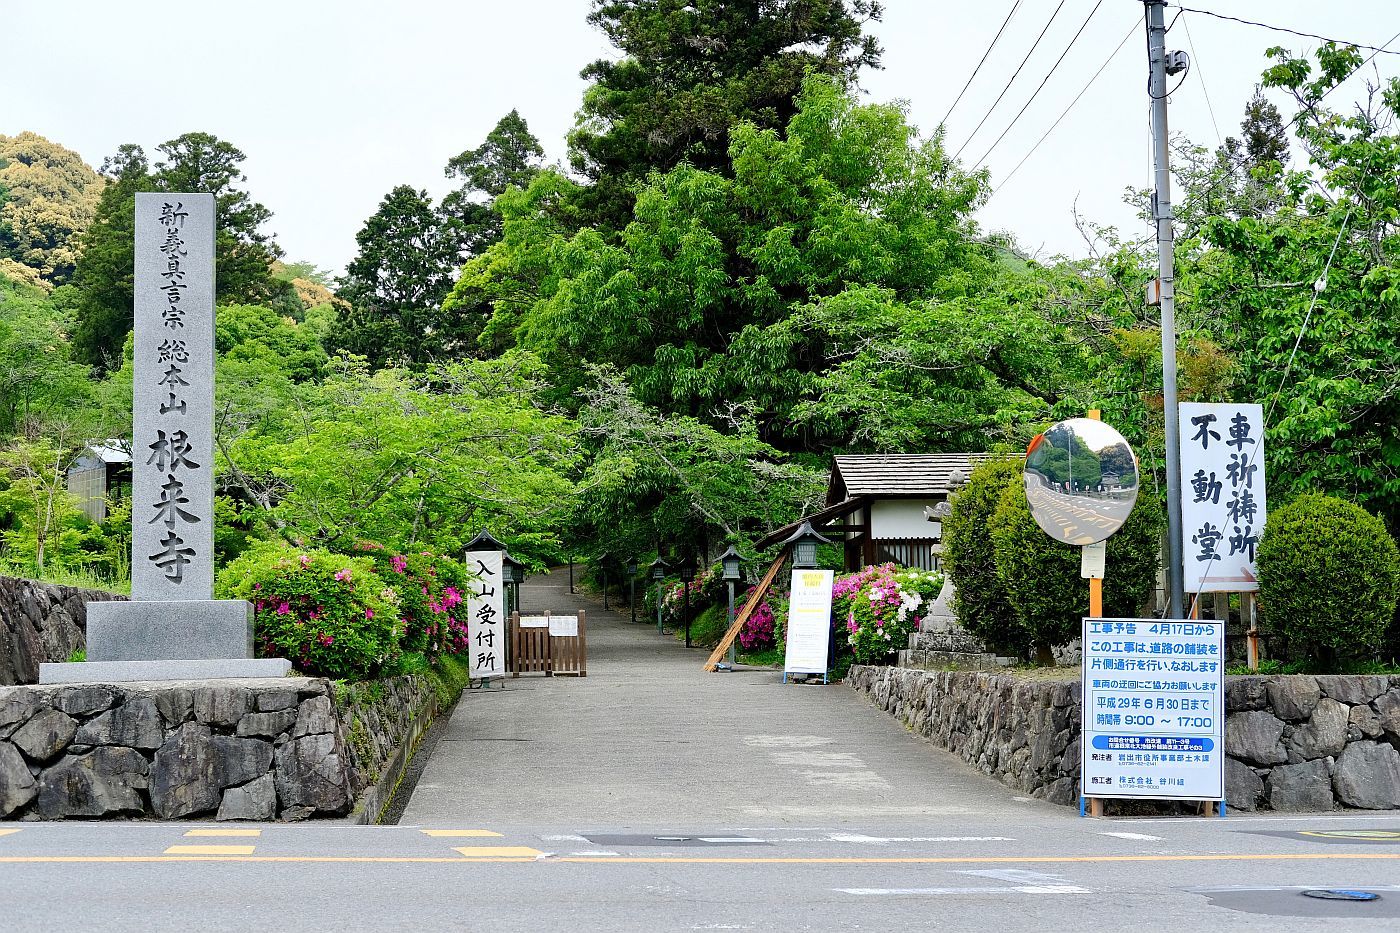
[{"left": 510, "top": 610, "right": 588, "bottom": 677}]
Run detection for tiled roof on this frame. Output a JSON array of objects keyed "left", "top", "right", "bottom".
[{"left": 827, "top": 453, "right": 994, "bottom": 504}]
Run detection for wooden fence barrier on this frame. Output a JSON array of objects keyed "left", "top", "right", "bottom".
[{"left": 510, "top": 610, "right": 587, "bottom": 677}]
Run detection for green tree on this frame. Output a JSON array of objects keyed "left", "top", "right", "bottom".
[
  {"left": 0, "top": 132, "right": 106, "bottom": 286},
  {"left": 442, "top": 110, "right": 546, "bottom": 260},
  {"left": 941, "top": 458, "right": 1025, "bottom": 652},
  {"left": 330, "top": 186, "right": 461, "bottom": 367},
  {"left": 70, "top": 134, "right": 287, "bottom": 367},
  {"left": 568, "top": 0, "right": 883, "bottom": 228}
]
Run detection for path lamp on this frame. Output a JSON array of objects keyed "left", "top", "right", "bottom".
[
  {"left": 501, "top": 551, "right": 525, "bottom": 616},
  {"left": 719, "top": 546, "right": 744, "bottom": 668},
  {"left": 599, "top": 552, "right": 610, "bottom": 611},
  {"left": 649, "top": 558, "right": 670, "bottom": 635},
  {"left": 679, "top": 554, "right": 698, "bottom": 648},
  {"left": 626, "top": 556, "right": 639, "bottom": 623},
  {"left": 783, "top": 521, "right": 831, "bottom": 570}
]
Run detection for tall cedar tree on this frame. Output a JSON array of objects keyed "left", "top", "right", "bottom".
[
  {"left": 441, "top": 110, "right": 546, "bottom": 261},
  {"left": 71, "top": 133, "right": 287, "bottom": 368},
  {"left": 569, "top": 0, "right": 883, "bottom": 229},
  {"left": 331, "top": 185, "right": 459, "bottom": 367}
]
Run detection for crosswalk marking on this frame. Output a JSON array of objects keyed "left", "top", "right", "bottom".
[
  {"left": 164, "top": 845, "right": 257, "bottom": 855},
  {"left": 1098, "top": 831, "right": 1163, "bottom": 841},
  {"left": 422, "top": 830, "right": 503, "bottom": 838},
  {"left": 453, "top": 846, "right": 544, "bottom": 859},
  {"left": 185, "top": 829, "right": 262, "bottom": 837}
]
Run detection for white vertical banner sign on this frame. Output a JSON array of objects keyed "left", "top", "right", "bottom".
[
  {"left": 1179, "top": 403, "right": 1267, "bottom": 592},
  {"left": 783, "top": 569, "right": 834, "bottom": 676},
  {"left": 132, "top": 193, "right": 215, "bottom": 600},
  {"left": 466, "top": 550, "right": 506, "bottom": 679}
]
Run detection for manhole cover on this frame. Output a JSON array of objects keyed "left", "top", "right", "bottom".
[{"left": 1302, "top": 890, "right": 1381, "bottom": 902}]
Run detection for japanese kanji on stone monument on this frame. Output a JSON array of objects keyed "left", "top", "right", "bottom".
[{"left": 39, "top": 193, "right": 289, "bottom": 683}]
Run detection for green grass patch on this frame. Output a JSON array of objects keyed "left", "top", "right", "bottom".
[
  {"left": 738, "top": 647, "right": 783, "bottom": 668},
  {"left": 673, "top": 602, "right": 728, "bottom": 648}
]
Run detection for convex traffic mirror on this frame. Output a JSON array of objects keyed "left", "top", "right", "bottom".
[{"left": 1024, "top": 418, "right": 1140, "bottom": 545}]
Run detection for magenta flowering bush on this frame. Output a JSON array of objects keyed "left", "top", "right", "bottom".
[
  {"left": 659, "top": 564, "right": 725, "bottom": 628},
  {"left": 830, "top": 563, "right": 942, "bottom": 665},
  {"left": 356, "top": 543, "right": 472, "bottom": 660},
  {"left": 215, "top": 543, "right": 402, "bottom": 680},
  {"left": 738, "top": 595, "right": 776, "bottom": 649}
]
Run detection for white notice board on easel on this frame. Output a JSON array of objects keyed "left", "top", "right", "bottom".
[{"left": 783, "top": 569, "right": 834, "bottom": 675}]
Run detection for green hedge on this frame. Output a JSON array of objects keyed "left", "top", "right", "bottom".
[
  {"left": 989, "top": 481, "right": 1163, "bottom": 663},
  {"left": 1256, "top": 493, "right": 1400, "bottom": 661},
  {"left": 941, "top": 458, "right": 1024, "bottom": 651}
]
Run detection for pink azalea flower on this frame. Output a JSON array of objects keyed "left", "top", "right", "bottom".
[
  {"left": 298, "top": 554, "right": 311, "bottom": 568},
  {"left": 391, "top": 555, "right": 408, "bottom": 573},
  {"left": 276, "top": 602, "right": 290, "bottom": 615},
  {"left": 365, "top": 608, "right": 374, "bottom": 620},
  {"left": 334, "top": 569, "right": 351, "bottom": 582}
]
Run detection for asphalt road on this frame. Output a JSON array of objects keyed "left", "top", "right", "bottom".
[
  {"left": 1026, "top": 482, "right": 1135, "bottom": 545},
  {"left": 7, "top": 573, "right": 1400, "bottom": 931}
]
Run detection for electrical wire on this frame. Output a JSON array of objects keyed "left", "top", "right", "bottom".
[
  {"left": 983, "top": 18, "right": 1139, "bottom": 202},
  {"left": 1317, "top": 27, "right": 1400, "bottom": 104},
  {"left": 941, "top": 1, "right": 1023, "bottom": 128},
  {"left": 971, "top": 0, "right": 1105, "bottom": 171},
  {"left": 1181, "top": 12, "right": 1222, "bottom": 146},
  {"left": 1174, "top": 7, "right": 1400, "bottom": 56},
  {"left": 952, "top": 0, "right": 1067, "bottom": 162}
]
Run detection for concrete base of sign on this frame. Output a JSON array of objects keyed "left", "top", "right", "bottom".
[
  {"left": 84, "top": 599, "right": 254, "bottom": 661},
  {"left": 38, "top": 657, "right": 292, "bottom": 683}
]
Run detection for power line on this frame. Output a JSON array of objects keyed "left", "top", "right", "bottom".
[
  {"left": 972, "top": 0, "right": 1104, "bottom": 171},
  {"left": 1180, "top": 12, "right": 1222, "bottom": 146},
  {"left": 985, "top": 18, "right": 1138, "bottom": 202},
  {"left": 1318, "top": 27, "right": 1400, "bottom": 103},
  {"left": 952, "top": 0, "right": 1067, "bottom": 162},
  {"left": 941, "top": 1, "right": 1023, "bottom": 128},
  {"left": 1175, "top": 6, "right": 1400, "bottom": 56}
]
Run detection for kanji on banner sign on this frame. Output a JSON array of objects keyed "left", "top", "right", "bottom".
[
  {"left": 1180, "top": 403, "right": 1267, "bottom": 593},
  {"left": 466, "top": 550, "right": 506, "bottom": 679}
]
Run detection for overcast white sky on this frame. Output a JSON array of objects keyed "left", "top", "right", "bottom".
[{"left": 6, "top": 1, "right": 1397, "bottom": 274}]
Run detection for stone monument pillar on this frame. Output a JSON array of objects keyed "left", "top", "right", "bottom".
[{"left": 40, "top": 193, "right": 288, "bottom": 683}]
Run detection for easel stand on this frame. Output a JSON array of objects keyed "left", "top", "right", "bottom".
[
  {"left": 783, "top": 671, "right": 829, "bottom": 685},
  {"left": 1079, "top": 796, "right": 1227, "bottom": 818}
]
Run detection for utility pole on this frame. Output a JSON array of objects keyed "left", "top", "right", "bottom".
[{"left": 1146, "top": 0, "right": 1186, "bottom": 618}]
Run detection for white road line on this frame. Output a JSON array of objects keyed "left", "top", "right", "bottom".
[
  {"left": 837, "top": 885, "right": 1089, "bottom": 896},
  {"left": 1115, "top": 814, "right": 1400, "bottom": 824},
  {"left": 696, "top": 838, "right": 765, "bottom": 844},
  {"left": 567, "top": 851, "right": 620, "bottom": 856},
  {"left": 826, "top": 834, "right": 1014, "bottom": 843},
  {"left": 960, "top": 869, "right": 1074, "bottom": 885},
  {"left": 541, "top": 834, "right": 591, "bottom": 842},
  {"left": 1097, "top": 831, "right": 1163, "bottom": 841}
]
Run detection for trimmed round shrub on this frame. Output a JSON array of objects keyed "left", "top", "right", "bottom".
[
  {"left": 356, "top": 543, "right": 472, "bottom": 660},
  {"left": 989, "top": 482, "right": 1164, "bottom": 664},
  {"left": 940, "top": 458, "right": 1025, "bottom": 650},
  {"left": 216, "top": 544, "right": 402, "bottom": 680},
  {"left": 1256, "top": 493, "right": 1400, "bottom": 661}
]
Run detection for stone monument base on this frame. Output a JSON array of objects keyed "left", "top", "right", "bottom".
[
  {"left": 85, "top": 599, "right": 254, "bottom": 661},
  {"left": 39, "top": 658, "right": 291, "bottom": 684}
]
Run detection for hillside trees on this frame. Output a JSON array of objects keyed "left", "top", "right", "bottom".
[
  {"left": 570, "top": 0, "right": 884, "bottom": 228},
  {"left": 71, "top": 133, "right": 288, "bottom": 367},
  {"left": 0, "top": 132, "right": 105, "bottom": 286}
]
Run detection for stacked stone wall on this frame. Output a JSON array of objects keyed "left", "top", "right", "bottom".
[
  {"left": 0, "top": 673, "right": 437, "bottom": 821},
  {"left": 0, "top": 576, "right": 125, "bottom": 685},
  {"left": 848, "top": 666, "right": 1400, "bottom": 812}
]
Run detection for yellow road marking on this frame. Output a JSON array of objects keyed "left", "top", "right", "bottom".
[
  {"left": 0, "top": 829, "right": 21, "bottom": 837},
  {"left": 163, "top": 845, "right": 257, "bottom": 856},
  {"left": 453, "top": 846, "right": 544, "bottom": 858},
  {"left": 0, "top": 852, "right": 1397, "bottom": 865},
  {"left": 184, "top": 829, "right": 262, "bottom": 837},
  {"left": 422, "top": 830, "right": 503, "bottom": 838}
]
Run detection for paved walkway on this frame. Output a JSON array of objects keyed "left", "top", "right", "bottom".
[{"left": 400, "top": 569, "right": 1048, "bottom": 830}]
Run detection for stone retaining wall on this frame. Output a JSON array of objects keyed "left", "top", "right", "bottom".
[
  {"left": 848, "top": 666, "right": 1400, "bottom": 812},
  {"left": 0, "top": 576, "right": 125, "bottom": 686},
  {"left": 0, "top": 673, "right": 437, "bottom": 822}
]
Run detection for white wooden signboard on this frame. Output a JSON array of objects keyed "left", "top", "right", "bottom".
[
  {"left": 1179, "top": 402, "right": 1267, "bottom": 592},
  {"left": 783, "top": 569, "right": 834, "bottom": 676},
  {"left": 466, "top": 550, "right": 506, "bottom": 679}
]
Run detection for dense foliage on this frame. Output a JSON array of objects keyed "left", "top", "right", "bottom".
[
  {"left": 216, "top": 545, "right": 403, "bottom": 680},
  {"left": 833, "top": 563, "right": 942, "bottom": 665},
  {"left": 1256, "top": 494, "right": 1400, "bottom": 661},
  {"left": 941, "top": 458, "right": 1023, "bottom": 651},
  {"left": 989, "top": 482, "right": 1164, "bottom": 663}
]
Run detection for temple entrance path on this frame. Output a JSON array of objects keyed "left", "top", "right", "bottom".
[{"left": 399, "top": 569, "right": 1042, "bottom": 830}]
